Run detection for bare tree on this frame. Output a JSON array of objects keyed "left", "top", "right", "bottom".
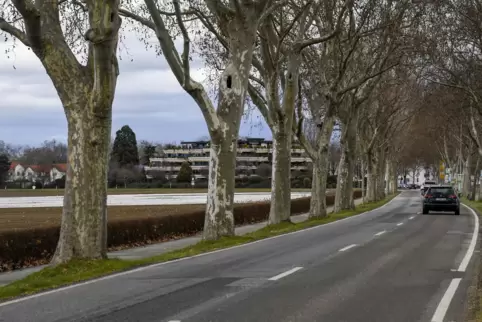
[
  {"left": 119, "top": 0, "right": 275, "bottom": 239},
  {"left": 1, "top": 0, "right": 122, "bottom": 263},
  {"left": 247, "top": 0, "right": 348, "bottom": 223},
  {"left": 358, "top": 69, "right": 416, "bottom": 202},
  {"left": 21, "top": 139, "right": 68, "bottom": 165},
  {"left": 330, "top": 0, "right": 417, "bottom": 212}
]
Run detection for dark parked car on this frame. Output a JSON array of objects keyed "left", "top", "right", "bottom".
[{"left": 422, "top": 185, "right": 460, "bottom": 215}]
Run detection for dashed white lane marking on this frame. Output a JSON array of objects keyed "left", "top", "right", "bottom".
[
  {"left": 458, "top": 204, "right": 479, "bottom": 272},
  {"left": 397, "top": 222, "right": 404, "bottom": 226},
  {"left": 168, "top": 320, "right": 181, "bottom": 322},
  {"left": 339, "top": 244, "right": 358, "bottom": 252},
  {"left": 431, "top": 278, "right": 462, "bottom": 322},
  {"left": 374, "top": 231, "right": 386, "bottom": 236},
  {"left": 268, "top": 267, "right": 303, "bottom": 281},
  {"left": 409, "top": 216, "right": 415, "bottom": 220}
]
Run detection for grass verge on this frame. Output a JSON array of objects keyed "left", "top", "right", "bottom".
[
  {"left": 0, "top": 192, "right": 399, "bottom": 302},
  {"left": 460, "top": 198, "right": 482, "bottom": 322}
]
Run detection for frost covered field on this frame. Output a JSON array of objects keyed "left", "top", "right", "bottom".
[{"left": 0, "top": 192, "right": 311, "bottom": 208}]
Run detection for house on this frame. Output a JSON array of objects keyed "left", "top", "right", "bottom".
[
  {"left": 50, "top": 164, "right": 67, "bottom": 181},
  {"left": 7, "top": 162, "right": 67, "bottom": 183},
  {"left": 8, "top": 162, "right": 26, "bottom": 181}
]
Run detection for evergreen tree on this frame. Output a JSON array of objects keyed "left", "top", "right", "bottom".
[
  {"left": 111, "top": 125, "right": 139, "bottom": 167},
  {"left": 0, "top": 154, "right": 11, "bottom": 184},
  {"left": 177, "top": 161, "right": 193, "bottom": 183}
]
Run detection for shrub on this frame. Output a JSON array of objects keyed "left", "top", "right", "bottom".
[{"left": 0, "top": 190, "right": 363, "bottom": 272}]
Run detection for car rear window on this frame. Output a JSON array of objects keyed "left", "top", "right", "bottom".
[{"left": 428, "top": 187, "right": 454, "bottom": 195}]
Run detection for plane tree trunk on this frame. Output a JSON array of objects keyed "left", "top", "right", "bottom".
[
  {"left": 308, "top": 116, "right": 336, "bottom": 218},
  {"left": 0, "top": 1, "right": 123, "bottom": 263},
  {"left": 334, "top": 114, "right": 357, "bottom": 212},
  {"left": 122, "top": 0, "right": 271, "bottom": 240}
]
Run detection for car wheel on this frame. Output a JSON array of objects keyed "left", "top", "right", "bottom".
[
  {"left": 455, "top": 209, "right": 460, "bottom": 216},
  {"left": 422, "top": 207, "right": 429, "bottom": 214}
]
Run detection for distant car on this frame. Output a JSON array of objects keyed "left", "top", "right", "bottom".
[
  {"left": 421, "top": 180, "right": 436, "bottom": 195},
  {"left": 422, "top": 185, "right": 460, "bottom": 215}
]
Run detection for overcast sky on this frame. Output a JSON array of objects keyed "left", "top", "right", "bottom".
[{"left": 0, "top": 30, "right": 270, "bottom": 146}]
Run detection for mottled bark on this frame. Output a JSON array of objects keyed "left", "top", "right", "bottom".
[
  {"left": 310, "top": 156, "right": 330, "bottom": 218},
  {"left": 334, "top": 117, "right": 357, "bottom": 212},
  {"left": 203, "top": 137, "right": 236, "bottom": 239},
  {"left": 266, "top": 54, "right": 300, "bottom": 225},
  {"left": 269, "top": 129, "right": 292, "bottom": 224},
  {"left": 0, "top": 0, "right": 123, "bottom": 264},
  {"left": 361, "top": 159, "right": 366, "bottom": 200},
  {"left": 365, "top": 151, "right": 377, "bottom": 202},
  {"left": 463, "top": 152, "right": 473, "bottom": 197},
  {"left": 470, "top": 156, "right": 480, "bottom": 201},
  {"left": 201, "top": 14, "right": 258, "bottom": 239},
  {"left": 375, "top": 148, "right": 386, "bottom": 200},
  {"left": 309, "top": 117, "right": 335, "bottom": 218},
  {"left": 387, "top": 160, "right": 397, "bottom": 194},
  {"left": 53, "top": 100, "right": 112, "bottom": 263}
]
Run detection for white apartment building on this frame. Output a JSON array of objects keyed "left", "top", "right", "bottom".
[{"left": 146, "top": 138, "right": 312, "bottom": 179}]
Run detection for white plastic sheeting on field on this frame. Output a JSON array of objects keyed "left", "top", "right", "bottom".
[{"left": 0, "top": 192, "right": 312, "bottom": 208}]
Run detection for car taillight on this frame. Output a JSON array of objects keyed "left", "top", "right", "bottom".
[
  {"left": 449, "top": 194, "right": 457, "bottom": 199},
  {"left": 425, "top": 194, "right": 432, "bottom": 198}
]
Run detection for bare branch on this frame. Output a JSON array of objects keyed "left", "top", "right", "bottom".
[
  {"left": 0, "top": 17, "right": 30, "bottom": 46},
  {"left": 338, "top": 62, "right": 399, "bottom": 96},
  {"left": 298, "top": 1, "right": 348, "bottom": 50},
  {"left": 173, "top": 0, "right": 190, "bottom": 87},
  {"left": 119, "top": 8, "right": 156, "bottom": 30}
]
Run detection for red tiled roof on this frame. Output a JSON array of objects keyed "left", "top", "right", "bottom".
[
  {"left": 52, "top": 164, "right": 67, "bottom": 172},
  {"left": 28, "top": 165, "right": 52, "bottom": 173},
  {"left": 9, "top": 161, "right": 23, "bottom": 170}
]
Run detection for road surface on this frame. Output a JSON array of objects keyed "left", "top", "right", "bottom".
[
  {"left": 0, "top": 192, "right": 311, "bottom": 208},
  {"left": 0, "top": 191, "right": 478, "bottom": 322}
]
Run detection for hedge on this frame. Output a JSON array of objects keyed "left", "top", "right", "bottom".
[{"left": 0, "top": 190, "right": 362, "bottom": 272}]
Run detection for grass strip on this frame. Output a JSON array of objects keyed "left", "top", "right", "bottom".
[
  {"left": 460, "top": 198, "right": 482, "bottom": 322},
  {"left": 0, "top": 192, "right": 399, "bottom": 302}
]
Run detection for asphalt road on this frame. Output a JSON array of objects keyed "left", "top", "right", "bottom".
[{"left": 0, "top": 191, "right": 478, "bottom": 322}]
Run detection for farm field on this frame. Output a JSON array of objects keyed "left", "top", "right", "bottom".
[
  {"left": 0, "top": 191, "right": 315, "bottom": 208},
  {"left": 0, "top": 187, "right": 311, "bottom": 197},
  {"left": 0, "top": 190, "right": 343, "bottom": 232}
]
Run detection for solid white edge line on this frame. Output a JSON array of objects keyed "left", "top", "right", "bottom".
[
  {"left": 430, "top": 278, "right": 462, "bottom": 322},
  {"left": 339, "top": 244, "right": 358, "bottom": 252},
  {"left": 268, "top": 267, "right": 303, "bottom": 281},
  {"left": 0, "top": 193, "right": 403, "bottom": 308},
  {"left": 458, "top": 204, "right": 480, "bottom": 272},
  {"left": 374, "top": 230, "right": 386, "bottom": 236},
  {"left": 397, "top": 222, "right": 404, "bottom": 226}
]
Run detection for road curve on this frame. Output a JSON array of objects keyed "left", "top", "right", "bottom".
[{"left": 0, "top": 191, "right": 478, "bottom": 322}]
